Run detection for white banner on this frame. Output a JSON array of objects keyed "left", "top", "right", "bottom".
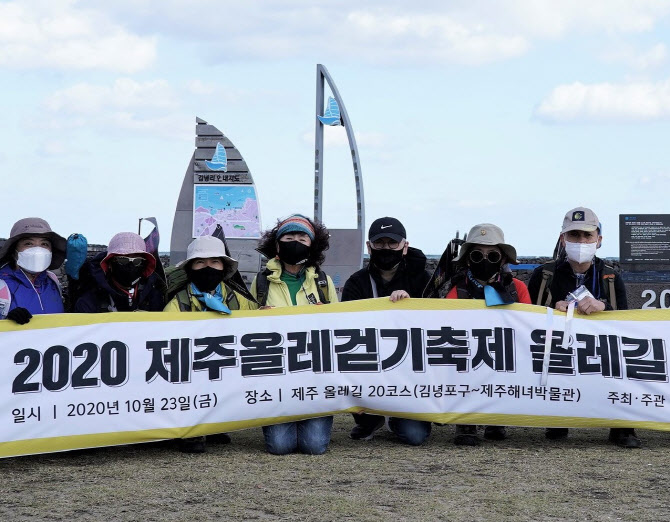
[{"left": 1, "top": 299, "right": 669, "bottom": 457}]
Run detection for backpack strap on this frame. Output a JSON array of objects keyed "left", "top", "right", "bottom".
[
  {"left": 536, "top": 261, "right": 556, "bottom": 307},
  {"left": 255, "top": 268, "right": 272, "bottom": 307},
  {"left": 315, "top": 269, "right": 330, "bottom": 304},
  {"left": 175, "top": 288, "right": 192, "bottom": 312},
  {"left": 225, "top": 286, "right": 240, "bottom": 310},
  {"left": 601, "top": 265, "right": 617, "bottom": 310}
]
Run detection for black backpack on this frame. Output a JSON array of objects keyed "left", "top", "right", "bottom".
[{"left": 534, "top": 260, "right": 618, "bottom": 310}]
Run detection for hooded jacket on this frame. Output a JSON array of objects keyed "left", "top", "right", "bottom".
[
  {"left": 73, "top": 252, "right": 165, "bottom": 313},
  {"left": 0, "top": 264, "right": 64, "bottom": 316},
  {"left": 341, "top": 246, "right": 431, "bottom": 301},
  {"left": 249, "top": 258, "right": 338, "bottom": 309}
]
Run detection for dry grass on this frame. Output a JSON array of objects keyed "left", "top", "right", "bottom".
[{"left": 1, "top": 417, "right": 668, "bottom": 521}]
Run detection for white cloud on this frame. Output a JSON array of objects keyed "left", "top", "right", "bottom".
[
  {"left": 101, "top": 1, "right": 670, "bottom": 66},
  {"left": 0, "top": 0, "right": 156, "bottom": 72},
  {"left": 44, "top": 78, "right": 178, "bottom": 113},
  {"left": 40, "top": 78, "right": 188, "bottom": 139},
  {"left": 602, "top": 43, "right": 667, "bottom": 70},
  {"left": 535, "top": 80, "right": 670, "bottom": 122}
]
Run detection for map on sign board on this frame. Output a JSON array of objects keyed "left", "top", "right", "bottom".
[{"left": 193, "top": 185, "right": 261, "bottom": 239}]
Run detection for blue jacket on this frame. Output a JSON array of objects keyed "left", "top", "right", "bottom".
[
  {"left": 0, "top": 264, "right": 64, "bottom": 316},
  {"left": 73, "top": 252, "right": 165, "bottom": 313}
]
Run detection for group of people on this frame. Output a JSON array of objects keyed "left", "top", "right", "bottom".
[{"left": 0, "top": 206, "right": 641, "bottom": 454}]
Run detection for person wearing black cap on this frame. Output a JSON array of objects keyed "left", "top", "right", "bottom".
[{"left": 342, "top": 217, "right": 432, "bottom": 445}]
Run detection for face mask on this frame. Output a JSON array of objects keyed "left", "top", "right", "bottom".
[
  {"left": 564, "top": 241, "right": 597, "bottom": 264},
  {"left": 370, "top": 248, "right": 404, "bottom": 270},
  {"left": 188, "top": 266, "right": 224, "bottom": 293},
  {"left": 110, "top": 261, "right": 145, "bottom": 287},
  {"left": 277, "top": 241, "right": 311, "bottom": 265},
  {"left": 16, "top": 247, "right": 52, "bottom": 274},
  {"left": 469, "top": 259, "right": 502, "bottom": 282}
]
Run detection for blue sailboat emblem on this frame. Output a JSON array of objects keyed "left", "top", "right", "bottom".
[
  {"left": 205, "top": 142, "right": 228, "bottom": 171},
  {"left": 318, "top": 96, "right": 342, "bottom": 126}
]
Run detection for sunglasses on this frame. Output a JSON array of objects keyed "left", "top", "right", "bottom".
[
  {"left": 371, "top": 239, "right": 402, "bottom": 250},
  {"left": 112, "top": 256, "right": 146, "bottom": 267},
  {"left": 469, "top": 250, "right": 502, "bottom": 264}
]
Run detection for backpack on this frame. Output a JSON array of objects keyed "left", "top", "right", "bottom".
[
  {"left": 255, "top": 268, "right": 330, "bottom": 306},
  {"left": 534, "top": 260, "right": 618, "bottom": 310},
  {"left": 166, "top": 265, "right": 241, "bottom": 312}
]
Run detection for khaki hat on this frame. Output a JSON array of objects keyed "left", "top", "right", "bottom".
[
  {"left": 561, "top": 207, "right": 600, "bottom": 234},
  {"left": 453, "top": 223, "right": 518, "bottom": 264},
  {"left": 176, "top": 236, "right": 238, "bottom": 280},
  {"left": 0, "top": 217, "right": 66, "bottom": 270}
]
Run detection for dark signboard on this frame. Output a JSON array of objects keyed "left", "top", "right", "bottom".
[{"left": 619, "top": 214, "right": 670, "bottom": 263}]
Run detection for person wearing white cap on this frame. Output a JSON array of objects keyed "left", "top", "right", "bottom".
[
  {"left": 164, "top": 235, "right": 252, "bottom": 314},
  {"left": 528, "top": 207, "right": 638, "bottom": 448},
  {"left": 73, "top": 232, "right": 165, "bottom": 313},
  {"left": 164, "top": 235, "right": 253, "bottom": 453}
]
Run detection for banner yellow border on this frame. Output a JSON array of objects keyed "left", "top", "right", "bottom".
[{"left": 2, "top": 298, "right": 668, "bottom": 332}]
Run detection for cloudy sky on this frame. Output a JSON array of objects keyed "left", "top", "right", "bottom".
[{"left": 2, "top": 0, "right": 670, "bottom": 257}]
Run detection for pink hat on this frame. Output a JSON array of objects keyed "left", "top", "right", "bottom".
[{"left": 100, "top": 232, "right": 156, "bottom": 277}]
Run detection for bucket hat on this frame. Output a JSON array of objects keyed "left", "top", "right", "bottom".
[
  {"left": 0, "top": 217, "right": 66, "bottom": 270},
  {"left": 177, "top": 236, "right": 238, "bottom": 280},
  {"left": 453, "top": 223, "right": 518, "bottom": 265},
  {"left": 100, "top": 232, "right": 156, "bottom": 278}
]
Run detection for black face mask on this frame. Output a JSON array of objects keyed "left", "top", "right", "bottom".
[
  {"left": 277, "top": 241, "right": 311, "bottom": 265},
  {"left": 370, "top": 248, "right": 404, "bottom": 271},
  {"left": 110, "top": 262, "right": 145, "bottom": 287},
  {"left": 187, "top": 266, "right": 224, "bottom": 293},
  {"left": 469, "top": 259, "right": 502, "bottom": 282}
]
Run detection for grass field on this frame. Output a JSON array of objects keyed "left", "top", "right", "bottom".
[{"left": 1, "top": 417, "right": 668, "bottom": 521}]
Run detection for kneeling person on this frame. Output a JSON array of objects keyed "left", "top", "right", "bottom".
[
  {"left": 342, "top": 217, "right": 432, "bottom": 445},
  {"left": 165, "top": 235, "right": 253, "bottom": 453}
]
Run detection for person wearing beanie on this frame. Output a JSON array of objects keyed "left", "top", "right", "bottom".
[
  {"left": 528, "top": 207, "right": 638, "bottom": 449},
  {"left": 0, "top": 217, "right": 67, "bottom": 324},
  {"left": 250, "top": 214, "right": 338, "bottom": 455},
  {"left": 342, "top": 216, "right": 432, "bottom": 445},
  {"left": 73, "top": 232, "right": 165, "bottom": 313},
  {"left": 164, "top": 235, "right": 253, "bottom": 453}
]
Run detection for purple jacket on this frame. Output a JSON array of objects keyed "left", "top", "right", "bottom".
[{"left": 0, "top": 264, "right": 64, "bottom": 316}]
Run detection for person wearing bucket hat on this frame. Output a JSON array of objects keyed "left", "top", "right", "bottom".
[
  {"left": 164, "top": 235, "right": 253, "bottom": 316},
  {"left": 528, "top": 207, "right": 638, "bottom": 448},
  {"left": 164, "top": 235, "right": 253, "bottom": 453},
  {"left": 0, "top": 217, "right": 67, "bottom": 323},
  {"left": 73, "top": 232, "right": 165, "bottom": 313},
  {"left": 250, "top": 214, "right": 338, "bottom": 455},
  {"left": 446, "top": 223, "right": 531, "bottom": 446}
]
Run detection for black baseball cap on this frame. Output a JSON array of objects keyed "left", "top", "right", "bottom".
[{"left": 368, "top": 217, "right": 406, "bottom": 243}]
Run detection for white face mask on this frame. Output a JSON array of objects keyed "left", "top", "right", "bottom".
[
  {"left": 16, "top": 247, "right": 52, "bottom": 274},
  {"left": 564, "top": 240, "right": 597, "bottom": 264}
]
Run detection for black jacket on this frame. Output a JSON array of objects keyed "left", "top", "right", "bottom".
[
  {"left": 341, "top": 246, "right": 431, "bottom": 301},
  {"left": 527, "top": 257, "right": 628, "bottom": 310},
  {"left": 73, "top": 252, "right": 166, "bottom": 313}
]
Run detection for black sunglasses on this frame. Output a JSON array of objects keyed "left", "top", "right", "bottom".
[
  {"left": 112, "top": 256, "right": 146, "bottom": 267},
  {"left": 469, "top": 250, "right": 502, "bottom": 264}
]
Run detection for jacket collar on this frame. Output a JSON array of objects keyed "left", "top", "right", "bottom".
[{"left": 266, "top": 258, "right": 317, "bottom": 282}]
